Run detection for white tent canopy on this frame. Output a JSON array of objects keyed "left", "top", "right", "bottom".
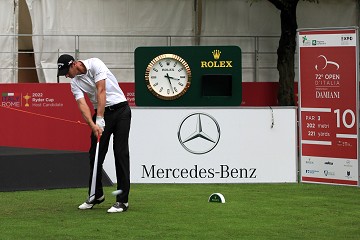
[
  {"left": 0, "top": 0, "right": 358, "bottom": 83},
  {"left": 0, "top": 0, "right": 17, "bottom": 83}
]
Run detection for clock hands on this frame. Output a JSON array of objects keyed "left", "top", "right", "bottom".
[
  {"left": 164, "top": 73, "right": 180, "bottom": 81},
  {"left": 164, "top": 73, "right": 174, "bottom": 94},
  {"left": 167, "top": 75, "right": 180, "bottom": 81}
]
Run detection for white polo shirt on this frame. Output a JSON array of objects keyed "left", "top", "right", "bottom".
[{"left": 70, "top": 58, "right": 126, "bottom": 109}]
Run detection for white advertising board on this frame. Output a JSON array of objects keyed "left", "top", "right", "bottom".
[{"left": 104, "top": 107, "right": 297, "bottom": 183}]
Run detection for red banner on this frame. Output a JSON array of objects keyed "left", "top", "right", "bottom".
[
  {"left": 0, "top": 82, "right": 294, "bottom": 152},
  {"left": 298, "top": 28, "right": 358, "bottom": 186},
  {"left": 300, "top": 46, "right": 357, "bottom": 159}
]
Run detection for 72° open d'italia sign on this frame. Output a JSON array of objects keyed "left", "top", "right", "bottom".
[{"left": 298, "top": 27, "right": 359, "bottom": 186}]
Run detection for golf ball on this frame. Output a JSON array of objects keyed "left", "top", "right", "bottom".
[{"left": 111, "top": 190, "right": 123, "bottom": 196}]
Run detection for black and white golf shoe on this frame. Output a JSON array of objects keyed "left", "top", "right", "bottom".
[
  {"left": 107, "top": 202, "right": 128, "bottom": 213},
  {"left": 78, "top": 195, "right": 105, "bottom": 210}
]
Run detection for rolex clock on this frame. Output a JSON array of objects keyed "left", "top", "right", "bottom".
[{"left": 145, "top": 54, "right": 191, "bottom": 100}]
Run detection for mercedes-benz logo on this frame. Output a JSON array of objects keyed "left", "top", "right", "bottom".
[{"left": 177, "top": 113, "right": 220, "bottom": 154}]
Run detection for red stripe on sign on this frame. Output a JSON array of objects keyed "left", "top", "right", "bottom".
[
  {"left": 302, "top": 176, "right": 358, "bottom": 186},
  {"left": 299, "top": 29, "right": 356, "bottom": 35}
]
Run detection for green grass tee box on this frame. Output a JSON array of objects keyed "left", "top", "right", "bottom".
[{"left": 0, "top": 183, "right": 359, "bottom": 240}]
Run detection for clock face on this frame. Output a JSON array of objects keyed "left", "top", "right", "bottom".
[{"left": 145, "top": 54, "right": 191, "bottom": 100}]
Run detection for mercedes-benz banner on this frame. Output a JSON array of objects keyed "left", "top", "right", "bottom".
[{"left": 103, "top": 107, "right": 297, "bottom": 184}]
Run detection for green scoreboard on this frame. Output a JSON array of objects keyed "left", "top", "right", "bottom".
[{"left": 135, "top": 46, "right": 242, "bottom": 106}]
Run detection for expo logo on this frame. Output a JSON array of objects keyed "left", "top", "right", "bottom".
[
  {"left": 341, "top": 35, "right": 354, "bottom": 45},
  {"left": 341, "top": 36, "right": 353, "bottom": 41}
]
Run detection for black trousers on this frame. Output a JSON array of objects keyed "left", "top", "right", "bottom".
[{"left": 88, "top": 102, "right": 131, "bottom": 203}]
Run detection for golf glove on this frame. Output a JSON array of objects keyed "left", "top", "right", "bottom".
[{"left": 96, "top": 116, "right": 105, "bottom": 131}]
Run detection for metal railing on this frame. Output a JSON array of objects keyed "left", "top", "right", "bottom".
[{"left": 1, "top": 34, "right": 282, "bottom": 83}]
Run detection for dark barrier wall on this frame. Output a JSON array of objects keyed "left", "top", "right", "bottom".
[{"left": 0, "top": 147, "right": 112, "bottom": 191}]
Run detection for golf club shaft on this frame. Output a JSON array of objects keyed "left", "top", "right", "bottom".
[{"left": 89, "top": 135, "right": 100, "bottom": 202}]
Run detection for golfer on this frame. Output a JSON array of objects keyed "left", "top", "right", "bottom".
[{"left": 57, "top": 54, "right": 131, "bottom": 213}]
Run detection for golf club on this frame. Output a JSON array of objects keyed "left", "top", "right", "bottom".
[
  {"left": 88, "top": 134, "right": 100, "bottom": 202},
  {"left": 112, "top": 189, "right": 123, "bottom": 196}
]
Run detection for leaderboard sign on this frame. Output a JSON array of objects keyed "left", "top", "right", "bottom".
[{"left": 298, "top": 27, "right": 359, "bottom": 186}]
